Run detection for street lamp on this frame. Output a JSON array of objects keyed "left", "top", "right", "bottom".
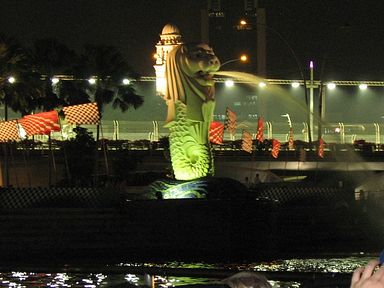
[
  {"left": 246, "top": 20, "right": 312, "bottom": 147},
  {"left": 88, "top": 78, "right": 97, "bottom": 85},
  {"left": 7, "top": 76, "right": 15, "bottom": 84},
  {"left": 327, "top": 83, "right": 336, "bottom": 90},
  {"left": 220, "top": 54, "right": 248, "bottom": 68}
]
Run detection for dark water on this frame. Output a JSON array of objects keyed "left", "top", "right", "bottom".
[{"left": 0, "top": 253, "right": 378, "bottom": 287}]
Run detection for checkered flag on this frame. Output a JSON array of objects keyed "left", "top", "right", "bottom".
[
  {"left": 209, "top": 121, "right": 224, "bottom": 144},
  {"left": 224, "top": 107, "right": 237, "bottom": 135},
  {"left": 288, "top": 127, "right": 294, "bottom": 150},
  {"left": 241, "top": 130, "right": 253, "bottom": 153},
  {"left": 318, "top": 138, "right": 325, "bottom": 158},
  {"left": 256, "top": 117, "right": 264, "bottom": 142},
  {"left": 271, "top": 139, "right": 281, "bottom": 158},
  {"left": 18, "top": 110, "right": 60, "bottom": 136},
  {"left": 0, "top": 120, "right": 20, "bottom": 142},
  {"left": 62, "top": 102, "right": 100, "bottom": 125}
]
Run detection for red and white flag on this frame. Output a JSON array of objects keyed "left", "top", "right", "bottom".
[
  {"left": 209, "top": 121, "right": 224, "bottom": 144},
  {"left": 62, "top": 102, "right": 100, "bottom": 125},
  {"left": 18, "top": 110, "right": 60, "bottom": 136},
  {"left": 241, "top": 130, "right": 253, "bottom": 153},
  {"left": 224, "top": 107, "right": 237, "bottom": 135},
  {"left": 318, "top": 138, "right": 325, "bottom": 158},
  {"left": 271, "top": 139, "right": 281, "bottom": 158},
  {"left": 288, "top": 127, "right": 294, "bottom": 150},
  {"left": 256, "top": 117, "right": 264, "bottom": 142},
  {"left": 0, "top": 120, "right": 20, "bottom": 142}
]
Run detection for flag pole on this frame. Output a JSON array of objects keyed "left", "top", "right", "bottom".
[
  {"left": 99, "top": 122, "right": 109, "bottom": 176},
  {"left": 48, "top": 133, "right": 52, "bottom": 187}
]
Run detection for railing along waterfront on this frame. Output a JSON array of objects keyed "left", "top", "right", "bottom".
[{"left": 15, "top": 120, "right": 384, "bottom": 153}]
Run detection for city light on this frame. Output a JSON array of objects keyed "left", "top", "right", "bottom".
[
  {"left": 240, "top": 54, "right": 248, "bottom": 62},
  {"left": 359, "top": 83, "right": 368, "bottom": 90},
  {"left": 220, "top": 54, "right": 248, "bottom": 67},
  {"left": 51, "top": 77, "right": 59, "bottom": 84},
  {"left": 88, "top": 78, "right": 97, "bottom": 85},
  {"left": 8, "top": 76, "right": 15, "bottom": 84},
  {"left": 291, "top": 82, "right": 300, "bottom": 88},
  {"left": 258, "top": 82, "right": 266, "bottom": 88},
  {"left": 122, "top": 78, "right": 130, "bottom": 85},
  {"left": 225, "top": 79, "right": 234, "bottom": 87},
  {"left": 327, "top": 82, "right": 336, "bottom": 90}
]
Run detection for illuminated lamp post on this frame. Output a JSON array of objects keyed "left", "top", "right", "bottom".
[
  {"left": 2, "top": 76, "right": 15, "bottom": 187},
  {"left": 220, "top": 55, "right": 248, "bottom": 88},
  {"left": 239, "top": 20, "right": 312, "bottom": 147},
  {"left": 220, "top": 54, "right": 248, "bottom": 67}
]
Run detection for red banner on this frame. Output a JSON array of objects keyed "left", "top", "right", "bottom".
[
  {"left": 63, "top": 102, "right": 100, "bottom": 125},
  {"left": 271, "top": 139, "right": 281, "bottom": 158},
  {"left": 18, "top": 110, "right": 60, "bottom": 136},
  {"left": 209, "top": 121, "right": 224, "bottom": 144},
  {"left": 0, "top": 120, "right": 20, "bottom": 142},
  {"left": 256, "top": 117, "right": 264, "bottom": 142},
  {"left": 288, "top": 127, "right": 294, "bottom": 150},
  {"left": 224, "top": 107, "right": 237, "bottom": 135},
  {"left": 318, "top": 138, "right": 325, "bottom": 158},
  {"left": 241, "top": 130, "right": 253, "bottom": 153}
]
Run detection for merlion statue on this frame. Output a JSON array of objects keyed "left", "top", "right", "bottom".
[{"left": 163, "top": 43, "right": 220, "bottom": 180}]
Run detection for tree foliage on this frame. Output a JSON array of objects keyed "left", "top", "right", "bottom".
[{"left": 0, "top": 35, "right": 144, "bottom": 117}]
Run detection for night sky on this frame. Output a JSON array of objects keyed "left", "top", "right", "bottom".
[{"left": 1, "top": 0, "right": 384, "bottom": 80}]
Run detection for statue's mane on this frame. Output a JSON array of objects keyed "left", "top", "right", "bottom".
[{"left": 164, "top": 44, "right": 214, "bottom": 124}]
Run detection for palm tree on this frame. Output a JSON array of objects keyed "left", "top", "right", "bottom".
[
  {"left": 80, "top": 44, "right": 143, "bottom": 110},
  {"left": 29, "top": 38, "right": 86, "bottom": 111},
  {"left": 0, "top": 34, "right": 42, "bottom": 118},
  {"left": 77, "top": 44, "right": 144, "bottom": 140}
]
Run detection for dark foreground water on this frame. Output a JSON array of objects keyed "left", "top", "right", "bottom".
[{"left": 0, "top": 253, "right": 378, "bottom": 287}]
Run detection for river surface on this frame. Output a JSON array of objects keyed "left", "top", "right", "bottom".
[{"left": 0, "top": 253, "right": 378, "bottom": 287}]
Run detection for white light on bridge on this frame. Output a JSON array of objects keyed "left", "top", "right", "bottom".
[
  {"left": 291, "top": 82, "right": 300, "bottom": 88},
  {"left": 88, "top": 78, "right": 97, "bottom": 85},
  {"left": 327, "top": 82, "right": 336, "bottom": 90},
  {"left": 225, "top": 79, "right": 234, "bottom": 87},
  {"left": 51, "top": 77, "right": 59, "bottom": 84},
  {"left": 359, "top": 83, "right": 368, "bottom": 90},
  {"left": 258, "top": 82, "right": 266, "bottom": 88}
]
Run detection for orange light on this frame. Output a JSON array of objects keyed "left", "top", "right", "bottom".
[
  {"left": 153, "top": 53, "right": 158, "bottom": 59},
  {"left": 240, "top": 19, "right": 247, "bottom": 26},
  {"left": 240, "top": 55, "right": 248, "bottom": 62}
]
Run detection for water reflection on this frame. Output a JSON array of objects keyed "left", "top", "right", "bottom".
[{"left": 0, "top": 255, "right": 376, "bottom": 287}]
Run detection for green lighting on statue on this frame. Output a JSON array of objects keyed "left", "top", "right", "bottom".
[
  {"left": 163, "top": 43, "right": 220, "bottom": 181},
  {"left": 150, "top": 179, "right": 208, "bottom": 199}
]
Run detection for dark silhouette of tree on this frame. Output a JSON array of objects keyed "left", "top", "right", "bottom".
[
  {"left": 61, "top": 126, "right": 96, "bottom": 187},
  {"left": 0, "top": 34, "right": 42, "bottom": 117},
  {"left": 76, "top": 44, "right": 144, "bottom": 140},
  {"left": 79, "top": 44, "right": 143, "bottom": 113},
  {"left": 29, "top": 38, "right": 87, "bottom": 110}
]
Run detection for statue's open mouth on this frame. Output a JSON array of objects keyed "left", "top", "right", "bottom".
[{"left": 196, "top": 71, "right": 214, "bottom": 81}]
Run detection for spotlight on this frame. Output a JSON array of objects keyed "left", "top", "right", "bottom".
[
  {"left": 327, "top": 83, "right": 336, "bottom": 90},
  {"left": 88, "top": 78, "right": 97, "bottom": 84},
  {"left": 291, "top": 82, "right": 300, "bottom": 88},
  {"left": 225, "top": 80, "right": 234, "bottom": 87},
  {"left": 51, "top": 78, "right": 59, "bottom": 84},
  {"left": 359, "top": 83, "right": 367, "bottom": 90},
  {"left": 258, "top": 82, "right": 266, "bottom": 88}
]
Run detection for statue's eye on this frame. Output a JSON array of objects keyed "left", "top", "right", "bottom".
[{"left": 192, "top": 49, "right": 206, "bottom": 58}]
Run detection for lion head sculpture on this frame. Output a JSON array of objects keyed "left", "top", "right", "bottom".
[
  {"left": 162, "top": 43, "right": 220, "bottom": 180},
  {"left": 164, "top": 43, "right": 220, "bottom": 124}
]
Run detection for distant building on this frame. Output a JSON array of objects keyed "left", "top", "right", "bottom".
[
  {"left": 203, "top": 0, "right": 266, "bottom": 76},
  {"left": 153, "top": 24, "right": 183, "bottom": 97}
]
